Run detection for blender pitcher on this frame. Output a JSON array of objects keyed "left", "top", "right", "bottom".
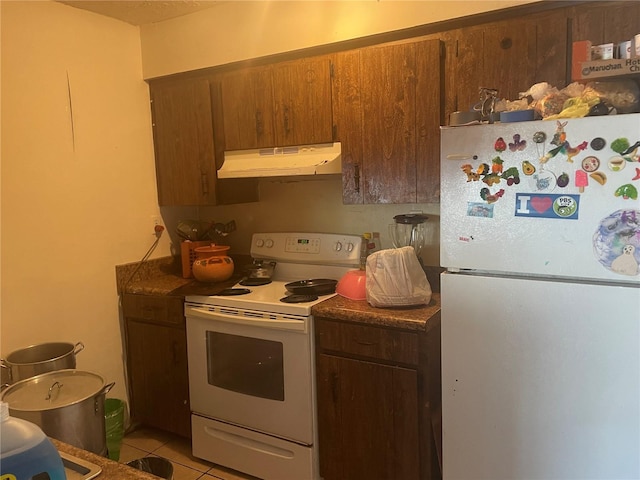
[{"left": 389, "top": 213, "right": 428, "bottom": 256}]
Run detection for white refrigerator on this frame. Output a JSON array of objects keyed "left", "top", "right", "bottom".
[{"left": 440, "top": 113, "right": 640, "bottom": 479}]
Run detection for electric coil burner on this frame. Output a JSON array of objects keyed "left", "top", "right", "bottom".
[
  {"left": 281, "top": 294, "right": 318, "bottom": 303},
  {"left": 239, "top": 277, "right": 272, "bottom": 287},
  {"left": 184, "top": 232, "right": 363, "bottom": 480}
]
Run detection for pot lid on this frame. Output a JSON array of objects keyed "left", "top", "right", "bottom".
[
  {"left": 0, "top": 370, "right": 107, "bottom": 411},
  {"left": 393, "top": 213, "right": 428, "bottom": 224}
]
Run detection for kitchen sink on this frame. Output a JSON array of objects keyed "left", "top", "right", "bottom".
[{"left": 60, "top": 451, "right": 102, "bottom": 479}]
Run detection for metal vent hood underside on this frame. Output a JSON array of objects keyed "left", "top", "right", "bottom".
[{"left": 219, "top": 142, "right": 341, "bottom": 179}]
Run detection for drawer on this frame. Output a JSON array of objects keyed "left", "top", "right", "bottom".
[
  {"left": 315, "top": 318, "right": 419, "bottom": 366},
  {"left": 122, "top": 294, "right": 184, "bottom": 326}
]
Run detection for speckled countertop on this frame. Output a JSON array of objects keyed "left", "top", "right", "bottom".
[
  {"left": 116, "top": 255, "right": 253, "bottom": 297},
  {"left": 311, "top": 293, "right": 441, "bottom": 333},
  {"left": 117, "top": 256, "right": 441, "bottom": 331},
  {"left": 51, "top": 439, "right": 160, "bottom": 479}
]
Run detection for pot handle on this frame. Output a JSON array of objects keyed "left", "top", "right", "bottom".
[
  {"left": 73, "top": 342, "right": 85, "bottom": 355},
  {"left": 0, "top": 360, "right": 12, "bottom": 383},
  {"left": 99, "top": 382, "right": 115, "bottom": 396},
  {"left": 94, "top": 382, "right": 116, "bottom": 414},
  {"left": 46, "top": 381, "right": 63, "bottom": 401}
]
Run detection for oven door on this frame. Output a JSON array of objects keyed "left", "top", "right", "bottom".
[{"left": 185, "top": 303, "right": 314, "bottom": 444}]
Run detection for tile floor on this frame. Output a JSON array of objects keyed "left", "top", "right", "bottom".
[{"left": 119, "top": 427, "right": 260, "bottom": 480}]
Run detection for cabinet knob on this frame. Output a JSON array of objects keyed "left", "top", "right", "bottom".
[{"left": 500, "top": 37, "right": 512, "bottom": 50}]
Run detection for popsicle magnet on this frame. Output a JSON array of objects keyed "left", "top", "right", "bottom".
[{"left": 575, "top": 170, "right": 588, "bottom": 193}]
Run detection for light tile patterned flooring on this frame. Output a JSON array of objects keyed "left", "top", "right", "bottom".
[{"left": 120, "top": 427, "right": 259, "bottom": 480}]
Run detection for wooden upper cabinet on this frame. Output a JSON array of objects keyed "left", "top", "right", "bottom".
[
  {"left": 150, "top": 77, "right": 218, "bottom": 206},
  {"left": 333, "top": 49, "right": 364, "bottom": 204},
  {"left": 149, "top": 76, "right": 258, "bottom": 206},
  {"left": 221, "top": 58, "right": 333, "bottom": 150},
  {"left": 442, "top": 11, "right": 569, "bottom": 123},
  {"left": 570, "top": 1, "right": 640, "bottom": 45},
  {"left": 337, "top": 39, "right": 441, "bottom": 204},
  {"left": 221, "top": 67, "right": 275, "bottom": 150},
  {"left": 272, "top": 58, "right": 334, "bottom": 146},
  {"left": 415, "top": 39, "right": 443, "bottom": 204}
]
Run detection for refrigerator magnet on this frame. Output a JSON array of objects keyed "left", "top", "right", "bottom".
[
  {"left": 467, "top": 202, "right": 495, "bottom": 218},
  {"left": 593, "top": 209, "right": 640, "bottom": 276},
  {"left": 508, "top": 134, "right": 527, "bottom": 152},
  {"left": 530, "top": 170, "right": 557, "bottom": 192},
  {"left": 515, "top": 193, "right": 580, "bottom": 220}
]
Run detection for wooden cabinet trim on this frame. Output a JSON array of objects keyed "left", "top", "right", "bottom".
[
  {"left": 316, "top": 317, "right": 419, "bottom": 366},
  {"left": 122, "top": 293, "right": 185, "bottom": 326}
]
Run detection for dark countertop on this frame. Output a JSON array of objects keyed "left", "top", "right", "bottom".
[
  {"left": 51, "top": 439, "right": 160, "bottom": 479},
  {"left": 117, "top": 256, "right": 442, "bottom": 330},
  {"left": 312, "top": 293, "right": 441, "bottom": 333},
  {"left": 116, "top": 255, "right": 254, "bottom": 297}
]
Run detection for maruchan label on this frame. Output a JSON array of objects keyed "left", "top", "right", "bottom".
[
  {"left": 515, "top": 193, "right": 580, "bottom": 219},
  {"left": 580, "top": 58, "right": 640, "bottom": 78}
]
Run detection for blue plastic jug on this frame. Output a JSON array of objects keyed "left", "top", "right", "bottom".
[{"left": 0, "top": 401, "right": 67, "bottom": 480}]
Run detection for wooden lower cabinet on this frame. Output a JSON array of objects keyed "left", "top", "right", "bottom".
[
  {"left": 122, "top": 294, "right": 191, "bottom": 438},
  {"left": 317, "top": 354, "right": 420, "bottom": 480},
  {"left": 315, "top": 317, "right": 441, "bottom": 480}
]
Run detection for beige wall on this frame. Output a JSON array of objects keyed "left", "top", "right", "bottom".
[
  {"left": 0, "top": 0, "right": 172, "bottom": 400},
  {"left": 1, "top": 0, "right": 538, "bottom": 407},
  {"left": 140, "top": 0, "right": 540, "bottom": 79}
]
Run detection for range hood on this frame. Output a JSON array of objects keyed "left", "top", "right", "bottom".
[{"left": 218, "top": 142, "right": 341, "bottom": 178}]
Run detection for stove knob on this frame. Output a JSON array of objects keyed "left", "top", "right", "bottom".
[
  {"left": 346, "top": 242, "right": 354, "bottom": 252},
  {"left": 256, "top": 239, "right": 264, "bottom": 247},
  {"left": 335, "top": 241, "right": 343, "bottom": 251},
  {"left": 265, "top": 239, "right": 274, "bottom": 248}
]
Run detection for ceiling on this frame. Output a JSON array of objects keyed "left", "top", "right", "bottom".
[{"left": 57, "top": 1, "right": 220, "bottom": 26}]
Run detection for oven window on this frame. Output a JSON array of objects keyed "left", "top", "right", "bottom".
[{"left": 206, "top": 331, "right": 285, "bottom": 401}]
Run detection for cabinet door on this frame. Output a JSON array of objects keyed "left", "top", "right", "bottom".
[
  {"left": 126, "top": 319, "right": 191, "bottom": 438},
  {"left": 333, "top": 50, "right": 364, "bottom": 204},
  {"left": 361, "top": 42, "right": 417, "bottom": 204},
  {"left": 571, "top": 1, "right": 640, "bottom": 45},
  {"left": 150, "top": 77, "right": 217, "bottom": 206},
  {"left": 317, "top": 354, "right": 420, "bottom": 480},
  {"left": 272, "top": 58, "right": 333, "bottom": 147},
  {"left": 415, "top": 39, "right": 443, "bottom": 204},
  {"left": 221, "top": 67, "right": 275, "bottom": 150},
  {"left": 360, "top": 39, "right": 441, "bottom": 204},
  {"left": 443, "top": 12, "right": 568, "bottom": 124}
]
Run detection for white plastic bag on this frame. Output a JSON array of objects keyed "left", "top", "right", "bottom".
[{"left": 365, "top": 247, "right": 432, "bottom": 307}]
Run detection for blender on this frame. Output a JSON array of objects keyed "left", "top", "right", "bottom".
[{"left": 389, "top": 213, "right": 428, "bottom": 258}]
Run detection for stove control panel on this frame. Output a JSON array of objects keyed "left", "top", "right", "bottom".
[{"left": 251, "top": 232, "right": 362, "bottom": 266}]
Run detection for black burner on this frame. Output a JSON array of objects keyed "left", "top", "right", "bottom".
[
  {"left": 215, "top": 288, "right": 252, "bottom": 296},
  {"left": 239, "top": 278, "right": 272, "bottom": 287},
  {"left": 280, "top": 294, "right": 319, "bottom": 304}
]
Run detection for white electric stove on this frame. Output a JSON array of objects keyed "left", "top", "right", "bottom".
[{"left": 185, "top": 232, "right": 362, "bottom": 480}]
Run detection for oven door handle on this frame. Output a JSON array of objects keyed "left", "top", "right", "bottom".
[{"left": 185, "top": 305, "right": 308, "bottom": 333}]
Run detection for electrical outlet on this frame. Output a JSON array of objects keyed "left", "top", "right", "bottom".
[{"left": 151, "top": 215, "right": 164, "bottom": 235}]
